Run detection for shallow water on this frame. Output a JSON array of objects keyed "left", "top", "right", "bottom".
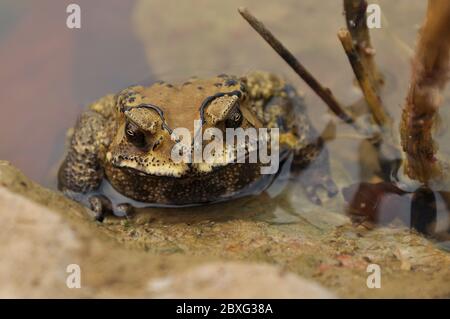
[{"left": 0, "top": 1, "right": 449, "bottom": 244}]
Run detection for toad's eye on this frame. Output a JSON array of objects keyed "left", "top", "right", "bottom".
[
  {"left": 225, "top": 107, "right": 243, "bottom": 128},
  {"left": 125, "top": 121, "right": 147, "bottom": 148}
]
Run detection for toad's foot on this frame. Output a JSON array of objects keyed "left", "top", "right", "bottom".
[
  {"left": 291, "top": 139, "right": 339, "bottom": 205},
  {"left": 89, "top": 195, "right": 113, "bottom": 222},
  {"left": 298, "top": 166, "right": 338, "bottom": 205},
  {"left": 291, "top": 145, "right": 339, "bottom": 205},
  {"left": 89, "top": 195, "right": 135, "bottom": 222},
  {"left": 115, "top": 203, "right": 135, "bottom": 219}
]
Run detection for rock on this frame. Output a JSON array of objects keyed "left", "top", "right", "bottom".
[
  {"left": 0, "top": 161, "right": 196, "bottom": 298},
  {"left": 148, "top": 262, "right": 335, "bottom": 298},
  {"left": 0, "top": 186, "right": 84, "bottom": 297}
]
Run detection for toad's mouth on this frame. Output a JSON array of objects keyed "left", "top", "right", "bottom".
[
  {"left": 110, "top": 157, "right": 189, "bottom": 178},
  {"left": 110, "top": 147, "right": 289, "bottom": 178},
  {"left": 112, "top": 159, "right": 245, "bottom": 178},
  {"left": 110, "top": 144, "right": 258, "bottom": 178}
]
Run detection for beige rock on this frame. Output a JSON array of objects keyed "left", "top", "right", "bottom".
[
  {"left": 0, "top": 187, "right": 83, "bottom": 298},
  {"left": 148, "top": 262, "right": 335, "bottom": 298}
]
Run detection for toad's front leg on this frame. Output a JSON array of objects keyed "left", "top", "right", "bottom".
[
  {"left": 282, "top": 85, "right": 338, "bottom": 204},
  {"left": 58, "top": 110, "right": 107, "bottom": 194},
  {"left": 58, "top": 100, "right": 121, "bottom": 221}
]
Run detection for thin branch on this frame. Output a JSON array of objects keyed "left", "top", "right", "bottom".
[
  {"left": 341, "top": 1, "right": 400, "bottom": 180},
  {"left": 400, "top": 0, "right": 450, "bottom": 183},
  {"left": 344, "top": 0, "right": 383, "bottom": 86},
  {"left": 238, "top": 7, "right": 355, "bottom": 125},
  {"left": 338, "top": 29, "right": 391, "bottom": 128}
]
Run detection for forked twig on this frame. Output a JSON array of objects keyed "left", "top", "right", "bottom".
[
  {"left": 238, "top": 7, "right": 355, "bottom": 125},
  {"left": 338, "top": 29, "right": 392, "bottom": 129},
  {"left": 344, "top": 0, "right": 383, "bottom": 87}
]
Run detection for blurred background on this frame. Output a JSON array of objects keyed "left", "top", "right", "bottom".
[{"left": 0, "top": 0, "right": 441, "bottom": 188}]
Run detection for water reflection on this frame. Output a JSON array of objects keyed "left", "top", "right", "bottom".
[{"left": 343, "top": 182, "right": 450, "bottom": 242}]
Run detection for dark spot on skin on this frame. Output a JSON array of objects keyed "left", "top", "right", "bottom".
[
  {"left": 217, "top": 73, "right": 228, "bottom": 78},
  {"left": 197, "top": 86, "right": 203, "bottom": 90},
  {"left": 166, "top": 84, "right": 174, "bottom": 88},
  {"left": 225, "top": 79, "right": 238, "bottom": 87},
  {"left": 128, "top": 97, "right": 136, "bottom": 103},
  {"left": 214, "top": 83, "right": 223, "bottom": 88},
  {"left": 183, "top": 81, "right": 192, "bottom": 86}
]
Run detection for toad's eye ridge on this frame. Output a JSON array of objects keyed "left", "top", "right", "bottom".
[
  {"left": 125, "top": 121, "right": 147, "bottom": 148},
  {"left": 225, "top": 108, "right": 243, "bottom": 128}
]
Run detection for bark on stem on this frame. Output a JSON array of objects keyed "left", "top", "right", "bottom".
[
  {"left": 400, "top": 0, "right": 450, "bottom": 183},
  {"left": 338, "top": 29, "right": 391, "bottom": 128},
  {"left": 344, "top": 0, "right": 383, "bottom": 86}
]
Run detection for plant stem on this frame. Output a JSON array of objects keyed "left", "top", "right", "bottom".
[
  {"left": 338, "top": 29, "right": 391, "bottom": 129},
  {"left": 343, "top": 0, "right": 383, "bottom": 86},
  {"left": 400, "top": 0, "right": 450, "bottom": 183}
]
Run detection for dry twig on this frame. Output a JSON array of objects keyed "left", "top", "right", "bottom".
[
  {"left": 344, "top": 0, "right": 383, "bottom": 86},
  {"left": 238, "top": 7, "right": 355, "bottom": 125},
  {"left": 338, "top": 29, "right": 391, "bottom": 129}
]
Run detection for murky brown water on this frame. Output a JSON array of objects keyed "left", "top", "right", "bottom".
[{"left": 0, "top": 1, "right": 449, "bottom": 242}]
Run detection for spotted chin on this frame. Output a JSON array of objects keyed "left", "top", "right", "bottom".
[
  {"left": 104, "top": 160, "right": 273, "bottom": 206},
  {"left": 109, "top": 155, "right": 189, "bottom": 178}
]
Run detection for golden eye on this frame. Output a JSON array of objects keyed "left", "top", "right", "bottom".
[
  {"left": 125, "top": 121, "right": 147, "bottom": 148},
  {"left": 225, "top": 108, "right": 243, "bottom": 128}
]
